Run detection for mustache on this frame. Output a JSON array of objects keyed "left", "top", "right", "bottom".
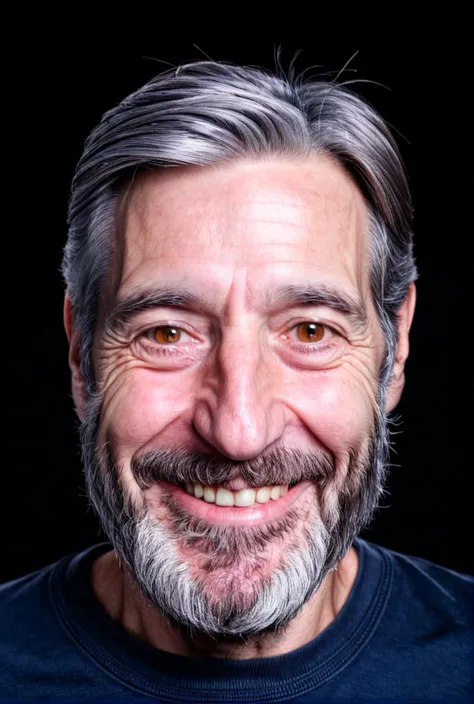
[{"left": 131, "top": 447, "right": 335, "bottom": 490}]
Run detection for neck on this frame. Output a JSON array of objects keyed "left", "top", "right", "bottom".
[{"left": 91, "top": 546, "right": 359, "bottom": 659}]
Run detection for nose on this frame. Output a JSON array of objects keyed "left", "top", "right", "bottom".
[{"left": 192, "top": 329, "right": 286, "bottom": 460}]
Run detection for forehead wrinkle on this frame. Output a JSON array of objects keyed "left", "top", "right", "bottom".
[
  {"left": 117, "top": 158, "right": 373, "bottom": 317},
  {"left": 124, "top": 159, "right": 365, "bottom": 253}
]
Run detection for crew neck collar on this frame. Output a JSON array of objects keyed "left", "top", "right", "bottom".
[{"left": 50, "top": 537, "right": 392, "bottom": 702}]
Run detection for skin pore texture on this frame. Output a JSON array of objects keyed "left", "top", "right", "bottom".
[{"left": 65, "top": 155, "right": 415, "bottom": 659}]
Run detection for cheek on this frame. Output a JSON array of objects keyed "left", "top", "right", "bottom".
[
  {"left": 285, "top": 371, "right": 377, "bottom": 453},
  {"left": 100, "top": 369, "right": 195, "bottom": 455}
]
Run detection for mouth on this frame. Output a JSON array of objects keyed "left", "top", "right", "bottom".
[{"left": 155, "top": 480, "right": 314, "bottom": 526}]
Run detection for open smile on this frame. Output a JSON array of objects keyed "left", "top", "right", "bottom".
[{"left": 156, "top": 480, "right": 314, "bottom": 526}]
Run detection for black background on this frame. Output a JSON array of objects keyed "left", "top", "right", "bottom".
[{"left": 6, "top": 35, "right": 469, "bottom": 583}]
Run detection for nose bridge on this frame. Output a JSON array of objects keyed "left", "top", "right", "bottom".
[
  {"left": 220, "top": 332, "right": 262, "bottom": 421},
  {"left": 194, "top": 324, "right": 284, "bottom": 459}
]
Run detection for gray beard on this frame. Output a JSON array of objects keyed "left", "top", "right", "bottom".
[{"left": 80, "top": 390, "right": 390, "bottom": 640}]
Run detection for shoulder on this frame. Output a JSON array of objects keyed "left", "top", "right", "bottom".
[
  {"left": 0, "top": 556, "right": 72, "bottom": 661},
  {"left": 0, "top": 561, "right": 55, "bottom": 625},
  {"left": 0, "top": 547, "right": 109, "bottom": 695},
  {"left": 0, "top": 559, "right": 63, "bottom": 690},
  {"left": 381, "top": 543, "right": 473, "bottom": 615},
  {"left": 338, "top": 541, "right": 474, "bottom": 701},
  {"left": 361, "top": 539, "right": 474, "bottom": 645}
]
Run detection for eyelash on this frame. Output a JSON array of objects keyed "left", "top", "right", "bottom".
[{"left": 139, "top": 322, "right": 339, "bottom": 357}]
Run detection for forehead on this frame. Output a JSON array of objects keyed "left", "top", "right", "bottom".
[{"left": 118, "top": 156, "right": 370, "bottom": 300}]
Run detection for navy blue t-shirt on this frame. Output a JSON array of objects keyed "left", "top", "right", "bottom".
[{"left": 1, "top": 537, "right": 473, "bottom": 702}]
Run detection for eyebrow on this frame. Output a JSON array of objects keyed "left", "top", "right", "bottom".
[
  {"left": 105, "top": 287, "right": 204, "bottom": 334},
  {"left": 105, "top": 283, "right": 368, "bottom": 334},
  {"left": 267, "top": 284, "right": 368, "bottom": 330}
]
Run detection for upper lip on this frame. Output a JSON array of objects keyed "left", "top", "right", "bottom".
[{"left": 185, "top": 478, "right": 289, "bottom": 491}]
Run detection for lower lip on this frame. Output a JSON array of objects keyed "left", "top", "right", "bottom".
[{"left": 157, "top": 481, "right": 314, "bottom": 526}]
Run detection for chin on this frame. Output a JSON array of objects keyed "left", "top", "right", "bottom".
[{"left": 121, "top": 501, "right": 330, "bottom": 638}]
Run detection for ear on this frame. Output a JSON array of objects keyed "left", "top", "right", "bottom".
[
  {"left": 385, "top": 282, "right": 417, "bottom": 413},
  {"left": 64, "top": 292, "right": 87, "bottom": 421}
]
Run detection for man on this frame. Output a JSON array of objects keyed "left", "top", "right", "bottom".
[{"left": 1, "top": 59, "right": 472, "bottom": 702}]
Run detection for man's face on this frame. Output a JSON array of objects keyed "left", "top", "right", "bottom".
[{"left": 79, "top": 156, "right": 390, "bottom": 637}]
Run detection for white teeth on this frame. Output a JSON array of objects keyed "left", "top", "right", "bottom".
[
  {"left": 188, "top": 483, "right": 290, "bottom": 507},
  {"left": 270, "top": 486, "right": 281, "bottom": 500},
  {"left": 203, "top": 487, "right": 216, "bottom": 503},
  {"left": 215, "top": 487, "right": 234, "bottom": 506},
  {"left": 255, "top": 487, "right": 271, "bottom": 504},
  {"left": 234, "top": 488, "right": 257, "bottom": 507}
]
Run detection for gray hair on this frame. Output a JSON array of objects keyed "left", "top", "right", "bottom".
[{"left": 61, "top": 59, "right": 417, "bottom": 395}]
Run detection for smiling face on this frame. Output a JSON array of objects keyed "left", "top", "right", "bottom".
[
  {"left": 99, "top": 156, "right": 384, "bottom": 454},
  {"left": 69, "top": 155, "right": 411, "bottom": 638}
]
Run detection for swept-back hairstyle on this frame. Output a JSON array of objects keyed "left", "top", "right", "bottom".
[{"left": 62, "top": 59, "right": 417, "bottom": 394}]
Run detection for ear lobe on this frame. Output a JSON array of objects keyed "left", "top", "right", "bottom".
[
  {"left": 385, "top": 370, "right": 406, "bottom": 413},
  {"left": 385, "top": 282, "right": 416, "bottom": 413},
  {"left": 64, "top": 292, "right": 87, "bottom": 421}
]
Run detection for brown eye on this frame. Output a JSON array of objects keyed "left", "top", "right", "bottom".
[
  {"left": 296, "top": 322, "right": 325, "bottom": 343},
  {"left": 154, "top": 326, "right": 181, "bottom": 344}
]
